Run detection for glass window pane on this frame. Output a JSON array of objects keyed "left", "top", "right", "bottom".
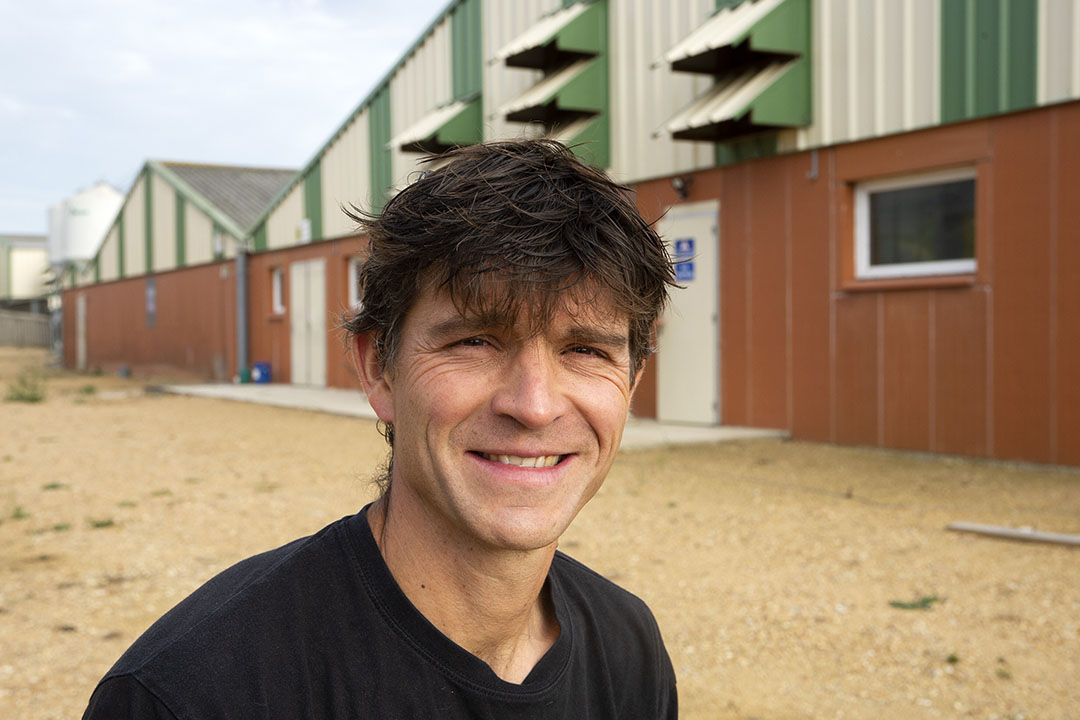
[{"left": 869, "top": 179, "right": 975, "bottom": 266}]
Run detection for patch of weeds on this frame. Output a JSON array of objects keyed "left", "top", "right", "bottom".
[
  {"left": 2, "top": 455, "right": 12, "bottom": 462},
  {"left": 77, "top": 384, "right": 97, "bottom": 395},
  {"left": 117, "top": 500, "right": 137, "bottom": 508},
  {"left": 996, "top": 657, "right": 1012, "bottom": 680},
  {"left": 184, "top": 477, "right": 202, "bottom": 484},
  {"left": 52, "top": 523, "right": 71, "bottom": 532},
  {"left": 11, "top": 506, "right": 30, "bottom": 521},
  {"left": 4, "top": 370, "right": 46, "bottom": 403},
  {"left": 42, "top": 482, "right": 67, "bottom": 491},
  {"left": 889, "top": 595, "right": 943, "bottom": 611},
  {"left": 150, "top": 488, "right": 172, "bottom": 498},
  {"left": 55, "top": 624, "right": 77, "bottom": 633},
  {"left": 946, "top": 653, "right": 959, "bottom": 664},
  {"left": 88, "top": 517, "right": 115, "bottom": 529},
  {"left": 254, "top": 481, "right": 280, "bottom": 493}
]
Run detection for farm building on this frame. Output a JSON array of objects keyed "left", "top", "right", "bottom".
[
  {"left": 1, "top": 234, "right": 49, "bottom": 310},
  {"left": 62, "top": 0, "right": 1080, "bottom": 466}
]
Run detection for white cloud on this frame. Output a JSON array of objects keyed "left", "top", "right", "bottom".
[{"left": 0, "top": 0, "right": 448, "bottom": 232}]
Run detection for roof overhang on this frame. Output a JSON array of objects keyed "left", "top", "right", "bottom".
[
  {"left": 660, "top": 0, "right": 790, "bottom": 73},
  {"left": 659, "top": 60, "right": 800, "bottom": 141},
  {"left": 492, "top": 1, "right": 600, "bottom": 69},
  {"left": 498, "top": 58, "right": 602, "bottom": 124},
  {"left": 388, "top": 98, "right": 482, "bottom": 154}
]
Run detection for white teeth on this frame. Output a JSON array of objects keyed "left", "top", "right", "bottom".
[{"left": 482, "top": 453, "right": 561, "bottom": 468}]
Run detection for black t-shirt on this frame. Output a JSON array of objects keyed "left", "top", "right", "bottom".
[{"left": 83, "top": 508, "right": 677, "bottom": 719}]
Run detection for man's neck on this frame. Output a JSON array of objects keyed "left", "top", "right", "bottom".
[{"left": 366, "top": 493, "right": 561, "bottom": 684}]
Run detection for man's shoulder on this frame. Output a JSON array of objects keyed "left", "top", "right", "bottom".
[
  {"left": 100, "top": 515, "right": 362, "bottom": 700},
  {"left": 550, "top": 550, "right": 662, "bottom": 640}
]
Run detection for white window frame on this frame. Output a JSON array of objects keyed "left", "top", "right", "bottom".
[
  {"left": 271, "top": 267, "right": 285, "bottom": 315},
  {"left": 347, "top": 256, "right": 363, "bottom": 309},
  {"left": 855, "top": 167, "right": 976, "bottom": 280}
]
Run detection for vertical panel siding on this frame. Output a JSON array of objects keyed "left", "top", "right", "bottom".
[
  {"left": 151, "top": 173, "right": 175, "bottom": 273},
  {"left": 321, "top": 109, "right": 371, "bottom": 238},
  {"left": 882, "top": 291, "right": 932, "bottom": 450},
  {"left": 941, "top": 0, "right": 1038, "bottom": 124},
  {"left": 303, "top": 160, "right": 323, "bottom": 241},
  {"left": 185, "top": 202, "right": 215, "bottom": 264},
  {"left": 1039, "top": 0, "right": 1080, "bottom": 104},
  {"left": 802, "top": 0, "right": 940, "bottom": 148},
  {"left": 369, "top": 88, "right": 393, "bottom": 212},
  {"left": 452, "top": 0, "right": 483, "bottom": 100},
  {"left": 833, "top": 293, "right": 880, "bottom": 446},
  {"left": 124, "top": 175, "right": 146, "bottom": 277},
  {"left": 1057, "top": 102, "right": 1080, "bottom": 465},
  {"left": 746, "top": 158, "right": 789, "bottom": 428},
  {"left": 390, "top": 19, "right": 453, "bottom": 190},
  {"left": 266, "top": 184, "right": 305, "bottom": 250},
  {"left": 933, "top": 288, "right": 988, "bottom": 456},
  {"left": 99, "top": 227, "right": 119, "bottom": 282},
  {"left": 720, "top": 163, "right": 749, "bottom": 425},
  {"left": 482, "top": 0, "right": 559, "bottom": 142},
  {"left": 608, "top": 0, "right": 715, "bottom": 182}
]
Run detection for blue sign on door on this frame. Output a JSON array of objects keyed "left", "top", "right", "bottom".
[{"left": 674, "top": 237, "right": 695, "bottom": 282}]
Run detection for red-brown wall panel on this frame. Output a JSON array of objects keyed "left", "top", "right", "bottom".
[
  {"left": 833, "top": 293, "right": 879, "bottom": 446},
  {"left": 882, "top": 291, "right": 931, "bottom": 451},
  {"left": 746, "top": 158, "right": 789, "bottom": 429},
  {"left": 789, "top": 152, "right": 832, "bottom": 441},
  {"left": 1055, "top": 103, "right": 1080, "bottom": 465},
  {"left": 720, "top": 164, "right": 750, "bottom": 425},
  {"left": 933, "top": 288, "right": 989, "bottom": 457},
  {"left": 991, "top": 111, "right": 1054, "bottom": 463}
]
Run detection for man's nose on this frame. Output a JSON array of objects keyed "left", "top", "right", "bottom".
[{"left": 490, "top": 345, "right": 568, "bottom": 429}]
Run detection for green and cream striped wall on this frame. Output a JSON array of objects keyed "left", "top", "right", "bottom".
[{"left": 80, "top": 164, "right": 242, "bottom": 287}]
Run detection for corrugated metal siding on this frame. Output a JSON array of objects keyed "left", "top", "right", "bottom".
[
  {"left": 151, "top": 173, "right": 175, "bottom": 273},
  {"left": 802, "top": 0, "right": 940, "bottom": 149},
  {"left": 124, "top": 175, "right": 146, "bottom": 277},
  {"left": 389, "top": 19, "right": 453, "bottom": 190},
  {"left": 609, "top": 0, "right": 716, "bottom": 182},
  {"left": 321, "top": 109, "right": 371, "bottom": 238},
  {"left": 266, "top": 183, "right": 305, "bottom": 250},
  {"left": 1039, "top": 0, "right": 1080, "bottom": 104},
  {"left": 99, "top": 227, "right": 119, "bottom": 282},
  {"left": 185, "top": 201, "right": 215, "bottom": 264},
  {"left": 482, "top": 0, "right": 561, "bottom": 141}
]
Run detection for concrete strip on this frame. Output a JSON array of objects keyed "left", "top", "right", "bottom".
[{"left": 161, "top": 383, "right": 787, "bottom": 450}]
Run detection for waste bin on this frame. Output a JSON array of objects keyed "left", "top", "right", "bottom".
[{"left": 252, "top": 362, "right": 271, "bottom": 384}]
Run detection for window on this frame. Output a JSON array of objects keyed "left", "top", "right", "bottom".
[
  {"left": 855, "top": 168, "right": 976, "bottom": 280},
  {"left": 271, "top": 267, "right": 285, "bottom": 314},
  {"left": 347, "top": 256, "right": 363, "bottom": 310}
]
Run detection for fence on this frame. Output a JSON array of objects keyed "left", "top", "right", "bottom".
[{"left": 0, "top": 309, "right": 50, "bottom": 347}]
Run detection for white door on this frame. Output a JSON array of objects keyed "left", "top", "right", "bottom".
[
  {"left": 76, "top": 293, "right": 87, "bottom": 372},
  {"left": 289, "top": 259, "right": 327, "bottom": 386},
  {"left": 656, "top": 200, "right": 720, "bottom": 425}
]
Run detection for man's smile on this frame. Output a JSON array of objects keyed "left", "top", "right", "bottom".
[{"left": 475, "top": 452, "right": 567, "bottom": 468}]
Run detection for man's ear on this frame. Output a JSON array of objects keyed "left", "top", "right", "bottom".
[{"left": 353, "top": 333, "right": 395, "bottom": 425}]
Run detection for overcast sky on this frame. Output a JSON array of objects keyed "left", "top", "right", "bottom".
[{"left": 0, "top": 0, "right": 448, "bottom": 234}]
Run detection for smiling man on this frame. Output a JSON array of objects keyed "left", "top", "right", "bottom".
[{"left": 83, "top": 139, "right": 678, "bottom": 719}]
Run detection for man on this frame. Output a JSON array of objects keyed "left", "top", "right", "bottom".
[{"left": 84, "top": 139, "right": 678, "bottom": 718}]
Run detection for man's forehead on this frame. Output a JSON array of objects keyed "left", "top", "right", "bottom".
[{"left": 423, "top": 282, "right": 630, "bottom": 339}]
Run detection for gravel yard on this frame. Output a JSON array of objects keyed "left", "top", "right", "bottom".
[{"left": 2, "top": 347, "right": 1078, "bottom": 719}]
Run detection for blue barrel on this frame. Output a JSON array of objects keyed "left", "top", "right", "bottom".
[{"left": 252, "top": 362, "right": 271, "bottom": 384}]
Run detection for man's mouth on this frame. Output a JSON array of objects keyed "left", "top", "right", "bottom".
[{"left": 477, "top": 453, "right": 565, "bottom": 468}]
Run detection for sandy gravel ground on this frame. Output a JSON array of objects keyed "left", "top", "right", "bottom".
[{"left": 1, "top": 347, "right": 1078, "bottom": 720}]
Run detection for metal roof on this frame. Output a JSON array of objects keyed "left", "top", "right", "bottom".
[{"left": 158, "top": 162, "right": 296, "bottom": 232}]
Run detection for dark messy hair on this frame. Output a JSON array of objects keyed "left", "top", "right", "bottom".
[{"left": 343, "top": 139, "right": 676, "bottom": 463}]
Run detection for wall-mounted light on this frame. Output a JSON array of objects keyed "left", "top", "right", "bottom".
[{"left": 671, "top": 175, "right": 692, "bottom": 200}]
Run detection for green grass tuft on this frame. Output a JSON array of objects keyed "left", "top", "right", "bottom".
[
  {"left": 4, "top": 370, "right": 46, "bottom": 403},
  {"left": 88, "top": 518, "right": 115, "bottom": 529},
  {"left": 889, "top": 595, "right": 943, "bottom": 611}
]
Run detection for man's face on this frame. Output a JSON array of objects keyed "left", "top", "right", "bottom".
[{"left": 365, "top": 285, "right": 638, "bottom": 553}]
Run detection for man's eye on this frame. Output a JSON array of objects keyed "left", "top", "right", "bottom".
[
  {"left": 569, "top": 345, "right": 602, "bottom": 357},
  {"left": 455, "top": 337, "right": 489, "bottom": 347}
]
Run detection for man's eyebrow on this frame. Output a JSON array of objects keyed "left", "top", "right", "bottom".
[
  {"left": 426, "top": 314, "right": 491, "bottom": 338},
  {"left": 564, "top": 327, "right": 629, "bottom": 350}
]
